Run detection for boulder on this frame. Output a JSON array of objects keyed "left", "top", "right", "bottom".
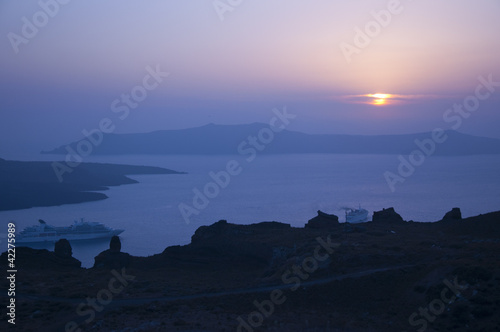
[
  {"left": 110, "top": 235, "right": 122, "bottom": 252},
  {"left": 0, "top": 242, "right": 81, "bottom": 269},
  {"left": 186, "top": 220, "right": 292, "bottom": 268},
  {"left": 52, "top": 239, "right": 82, "bottom": 268},
  {"left": 54, "top": 239, "right": 73, "bottom": 258},
  {"left": 305, "top": 210, "right": 340, "bottom": 229},
  {"left": 372, "top": 207, "right": 405, "bottom": 224},
  {"left": 442, "top": 208, "right": 462, "bottom": 221},
  {"left": 93, "top": 236, "right": 131, "bottom": 269}
]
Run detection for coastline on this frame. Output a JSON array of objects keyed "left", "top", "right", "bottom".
[{"left": 0, "top": 158, "right": 185, "bottom": 211}]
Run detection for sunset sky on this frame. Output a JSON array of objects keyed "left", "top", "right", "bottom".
[{"left": 1, "top": 0, "right": 499, "bottom": 155}]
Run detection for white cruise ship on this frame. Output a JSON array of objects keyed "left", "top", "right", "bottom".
[
  {"left": 17, "top": 219, "right": 124, "bottom": 243},
  {"left": 345, "top": 206, "right": 369, "bottom": 223}
]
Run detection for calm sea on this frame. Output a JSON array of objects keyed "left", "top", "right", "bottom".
[{"left": 1, "top": 154, "right": 500, "bottom": 267}]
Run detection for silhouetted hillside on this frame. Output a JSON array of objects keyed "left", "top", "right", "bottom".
[
  {"left": 2, "top": 208, "right": 499, "bottom": 331},
  {"left": 0, "top": 159, "right": 184, "bottom": 211}
]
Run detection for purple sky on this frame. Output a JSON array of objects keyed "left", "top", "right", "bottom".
[{"left": 1, "top": 0, "right": 499, "bottom": 155}]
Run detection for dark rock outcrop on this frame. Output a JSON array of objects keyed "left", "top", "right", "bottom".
[
  {"left": 54, "top": 239, "right": 72, "bottom": 258},
  {"left": 93, "top": 236, "right": 131, "bottom": 269},
  {"left": 110, "top": 235, "right": 122, "bottom": 252},
  {"left": 183, "top": 220, "right": 293, "bottom": 268},
  {"left": 191, "top": 220, "right": 290, "bottom": 243},
  {"left": 191, "top": 219, "right": 230, "bottom": 242},
  {"left": 442, "top": 207, "right": 462, "bottom": 221},
  {"left": 372, "top": 207, "right": 405, "bottom": 224},
  {"left": 0, "top": 241, "right": 81, "bottom": 269},
  {"left": 52, "top": 239, "right": 82, "bottom": 267},
  {"left": 305, "top": 210, "right": 339, "bottom": 229}
]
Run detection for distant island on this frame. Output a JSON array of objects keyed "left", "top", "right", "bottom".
[
  {"left": 42, "top": 123, "right": 500, "bottom": 156},
  {"left": 0, "top": 158, "right": 184, "bottom": 211}
]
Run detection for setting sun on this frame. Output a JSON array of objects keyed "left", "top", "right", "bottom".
[{"left": 366, "top": 93, "right": 393, "bottom": 106}]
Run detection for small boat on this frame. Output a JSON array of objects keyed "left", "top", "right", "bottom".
[
  {"left": 345, "top": 205, "right": 369, "bottom": 223},
  {"left": 17, "top": 219, "right": 124, "bottom": 243}
]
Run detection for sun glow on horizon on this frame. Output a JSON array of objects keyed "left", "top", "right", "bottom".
[
  {"left": 366, "top": 93, "right": 393, "bottom": 106},
  {"left": 335, "top": 93, "right": 454, "bottom": 106}
]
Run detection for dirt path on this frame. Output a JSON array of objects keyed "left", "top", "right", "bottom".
[{"left": 4, "top": 264, "right": 414, "bottom": 331}]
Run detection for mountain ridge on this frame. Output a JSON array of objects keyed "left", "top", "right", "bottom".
[{"left": 42, "top": 123, "right": 500, "bottom": 156}]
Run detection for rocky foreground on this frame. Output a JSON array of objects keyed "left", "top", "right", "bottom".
[{"left": 1, "top": 207, "right": 500, "bottom": 332}]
